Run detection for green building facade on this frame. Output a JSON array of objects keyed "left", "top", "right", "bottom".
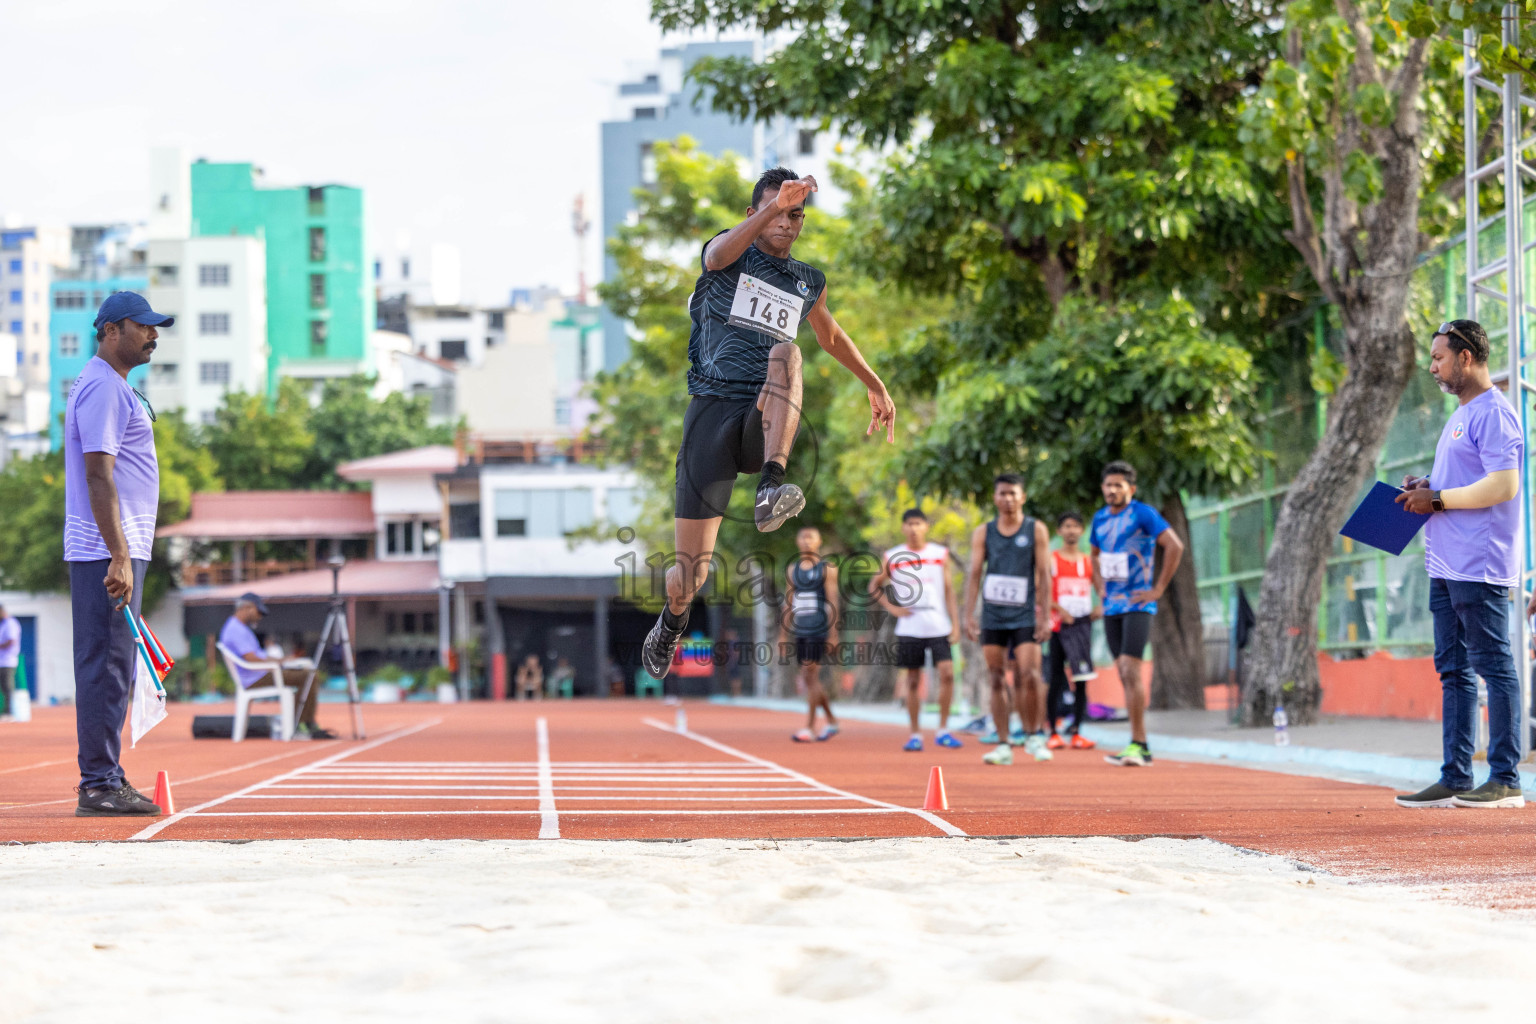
[{"left": 189, "top": 161, "right": 373, "bottom": 392}]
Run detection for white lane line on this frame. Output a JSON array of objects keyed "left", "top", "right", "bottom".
[
  {"left": 536, "top": 717, "right": 558, "bottom": 839},
  {"left": 266, "top": 784, "right": 813, "bottom": 793},
  {"left": 192, "top": 807, "right": 909, "bottom": 817},
  {"left": 336, "top": 761, "right": 756, "bottom": 768},
  {"left": 128, "top": 719, "right": 443, "bottom": 841},
  {"left": 228, "top": 794, "right": 858, "bottom": 802},
  {"left": 0, "top": 758, "right": 74, "bottom": 776},
  {"left": 642, "top": 718, "right": 967, "bottom": 838},
  {"left": 299, "top": 773, "right": 782, "bottom": 782}
]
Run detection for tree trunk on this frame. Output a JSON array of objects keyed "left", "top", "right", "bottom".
[
  {"left": 1242, "top": 318, "right": 1416, "bottom": 724},
  {"left": 851, "top": 614, "right": 898, "bottom": 703},
  {"left": 1150, "top": 493, "right": 1206, "bottom": 709}
]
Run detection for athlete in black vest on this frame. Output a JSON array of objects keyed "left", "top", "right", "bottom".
[
  {"left": 963, "top": 474, "right": 1052, "bottom": 766},
  {"left": 780, "top": 525, "right": 840, "bottom": 742},
  {"left": 641, "top": 168, "right": 896, "bottom": 679}
]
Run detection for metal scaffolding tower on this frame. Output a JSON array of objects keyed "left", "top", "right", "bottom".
[{"left": 1463, "top": 5, "right": 1535, "bottom": 757}]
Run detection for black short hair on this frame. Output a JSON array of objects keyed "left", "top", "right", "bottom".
[
  {"left": 993, "top": 473, "right": 1025, "bottom": 490},
  {"left": 901, "top": 508, "right": 927, "bottom": 523},
  {"left": 752, "top": 167, "right": 801, "bottom": 209},
  {"left": 1102, "top": 460, "right": 1137, "bottom": 484},
  {"left": 1439, "top": 319, "right": 1490, "bottom": 365},
  {"left": 1057, "top": 510, "right": 1085, "bottom": 528}
]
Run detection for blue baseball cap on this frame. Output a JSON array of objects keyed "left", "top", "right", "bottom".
[{"left": 93, "top": 291, "right": 175, "bottom": 330}]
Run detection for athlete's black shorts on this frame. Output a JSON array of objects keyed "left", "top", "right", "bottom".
[
  {"left": 675, "top": 395, "right": 764, "bottom": 520},
  {"left": 894, "top": 635, "right": 953, "bottom": 670},
  {"left": 981, "top": 625, "right": 1037, "bottom": 649},
  {"left": 1104, "top": 612, "right": 1154, "bottom": 660},
  {"left": 794, "top": 634, "right": 828, "bottom": 665}
]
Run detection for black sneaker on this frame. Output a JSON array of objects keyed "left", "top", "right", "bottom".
[
  {"left": 754, "top": 482, "right": 805, "bottom": 533},
  {"left": 641, "top": 609, "right": 688, "bottom": 679},
  {"left": 1450, "top": 781, "right": 1526, "bottom": 808},
  {"left": 299, "top": 724, "right": 340, "bottom": 740},
  {"left": 1394, "top": 782, "right": 1467, "bottom": 808},
  {"left": 75, "top": 782, "right": 162, "bottom": 817}
]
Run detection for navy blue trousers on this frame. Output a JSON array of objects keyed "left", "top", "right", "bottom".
[{"left": 70, "top": 558, "right": 148, "bottom": 791}]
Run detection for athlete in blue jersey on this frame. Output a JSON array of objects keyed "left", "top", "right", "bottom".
[
  {"left": 641, "top": 168, "right": 896, "bottom": 679},
  {"left": 1089, "top": 460, "right": 1183, "bottom": 767}
]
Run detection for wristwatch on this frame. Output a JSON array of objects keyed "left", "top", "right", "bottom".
[{"left": 1430, "top": 490, "right": 1445, "bottom": 513}]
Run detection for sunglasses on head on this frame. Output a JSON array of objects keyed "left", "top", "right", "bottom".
[{"left": 1436, "top": 322, "right": 1474, "bottom": 347}]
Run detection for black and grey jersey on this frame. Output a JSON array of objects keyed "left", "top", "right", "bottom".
[{"left": 686, "top": 235, "right": 828, "bottom": 400}]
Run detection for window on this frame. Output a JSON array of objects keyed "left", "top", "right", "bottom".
[
  {"left": 373, "top": 259, "right": 382, "bottom": 280},
  {"left": 8, "top": 321, "right": 20, "bottom": 334},
  {"left": 606, "top": 487, "right": 640, "bottom": 526},
  {"left": 401, "top": 256, "right": 411, "bottom": 279},
  {"left": 151, "top": 265, "right": 178, "bottom": 287},
  {"left": 423, "top": 611, "right": 437, "bottom": 634},
  {"left": 487, "top": 311, "right": 504, "bottom": 329},
  {"left": 309, "top": 273, "right": 326, "bottom": 308},
  {"left": 60, "top": 377, "right": 75, "bottom": 402},
  {"left": 7, "top": 290, "right": 19, "bottom": 304},
  {"left": 150, "top": 363, "right": 178, "bottom": 385},
  {"left": 385, "top": 612, "right": 397, "bottom": 633},
  {"left": 798, "top": 129, "right": 816, "bottom": 155},
  {"left": 421, "top": 520, "right": 441, "bottom": 554},
  {"left": 199, "top": 312, "right": 230, "bottom": 335},
  {"left": 449, "top": 502, "right": 481, "bottom": 539},
  {"left": 494, "top": 488, "right": 594, "bottom": 539},
  {"left": 386, "top": 520, "right": 418, "bottom": 555},
  {"left": 640, "top": 143, "right": 657, "bottom": 185},
  {"left": 307, "top": 186, "right": 325, "bottom": 215},
  {"left": 199, "top": 361, "right": 231, "bottom": 385},
  {"left": 439, "top": 339, "right": 467, "bottom": 361},
  {"left": 309, "top": 227, "right": 326, "bottom": 262},
  {"left": 198, "top": 264, "right": 230, "bottom": 286},
  {"left": 554, "top": 398, "right": 571, "bottom": 426},
  {"left": 200, "top": 410, "right": 217, "bottom": 426},
  {"left": 402, "top": 612, "right": 418, "bottom": 634},
  {"left": 54, "top": 291, "right": 87, "bottom": 309},
  {"left": 311, "top": 319, "right": 328, "bottom": 352},
  {"left": 634, "top": 107, "right": 657, "bottom": 120},
  {"left": 5, "top": 259, "right": 19, "bottom": 273},
  {"left": 59, "top": 332, "right": 80, "bottom": 357}
]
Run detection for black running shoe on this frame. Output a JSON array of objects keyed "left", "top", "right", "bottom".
[
  {"left": 75, "top": 782, "right": 162, "bottom": 817},
  {"left": 299, "top": 724, "right": 340, "bottom": 740},
  {"left": 754, "top": 482, "right": 805, "bottom": 533},
  {"left": 642, "top": 610, "right": 689, "bottom": 679}
]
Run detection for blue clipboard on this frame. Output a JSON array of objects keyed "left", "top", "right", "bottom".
[{"left": 1338, "top": 481, "right": 1428, "bottom": 556}]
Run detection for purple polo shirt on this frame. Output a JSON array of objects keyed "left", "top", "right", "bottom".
[
  {"left": 1424, "top": 386, "right": 1524, "bottom": 586},
  {"left": 219, "top": 615, "right": 269, "bottom": 689},
  {"left": 63, "top": 357, "right": 159, "bottom": 562}
]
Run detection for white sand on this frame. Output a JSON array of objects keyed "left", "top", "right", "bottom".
[{"left": 2, "top": 837, "right": 1530, "bottom": 1023}]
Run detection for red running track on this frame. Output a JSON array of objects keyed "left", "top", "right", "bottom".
[{"left": 2, "top": 701, "right": 1532, "bottom": 907}]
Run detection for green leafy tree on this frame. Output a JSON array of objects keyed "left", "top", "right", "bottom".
[
  {"left": 202, "top": 379, "right": 315, "bottom": 490},
  {"left": 1234, "top": 0, "right": 1522, "bottom": 723},
  {"left": 304, "top": 374, "right": 456, "bottom": 489},
  {"left": 654, "top": 0, "right": 1304, "bottom": 705}
]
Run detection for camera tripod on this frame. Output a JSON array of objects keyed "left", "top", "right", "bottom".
[{"left": 295, "top": 557, "right": 366, "bottom": 740}]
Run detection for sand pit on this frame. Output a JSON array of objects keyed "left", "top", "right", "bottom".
[{"left": 3, "top": 836, "right": 1530, "bottom": 1023}]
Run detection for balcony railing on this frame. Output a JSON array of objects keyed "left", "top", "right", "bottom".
[{"left": 180, "top": 560, "right": 315, "bottom": 588}]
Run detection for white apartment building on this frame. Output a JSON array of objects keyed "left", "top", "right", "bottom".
[
  {"left": 0, "top": 224, "right": 69, "bottom": 410},
  {"left": 144, "top": 235, "right": 269, "bottom": 424}
]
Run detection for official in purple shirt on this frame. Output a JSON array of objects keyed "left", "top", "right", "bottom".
[
  {"left": 1393, "top": 320, "right": 1526, "bottom": 809},
  {"left": 64, "top": 292, "right": 173, "bottom": 817}
]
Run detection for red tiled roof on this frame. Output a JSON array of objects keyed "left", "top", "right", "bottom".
[
  {"left": 183, "top": 558, "right": 441, "bottom": 605},
  {"left": 337, "top": 445, "right": 458, "bottom": 480},
  {"left": 158, "top": 491, "right": 376, "bottom": 540}
]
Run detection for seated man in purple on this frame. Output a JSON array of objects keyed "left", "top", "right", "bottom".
[{"left": 220, "top": 593, "right": 334, "bottom": 739}]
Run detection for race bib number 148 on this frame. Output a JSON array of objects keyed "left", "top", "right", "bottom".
[{"left": 729, "top": 275, "right": 805, "bottom": 344}]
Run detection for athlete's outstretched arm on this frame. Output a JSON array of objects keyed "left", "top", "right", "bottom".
[
  {"left": 703, "top": 176, "right": 818, "bottom": 271},
  {"left": 805, "top": 289, "right": 896, "bottom": 442}
]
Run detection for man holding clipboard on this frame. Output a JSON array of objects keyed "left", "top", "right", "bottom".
[{"left": 1393, "top": 320, "right": 1525, "bottom": 809}]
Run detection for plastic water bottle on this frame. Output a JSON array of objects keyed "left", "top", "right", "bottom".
[
  {"left": 674, "top": 706, "right": 687, "bottom": 733},
  {"left": 1272, "top": 703, "right": 1289, "bottom": 746}
]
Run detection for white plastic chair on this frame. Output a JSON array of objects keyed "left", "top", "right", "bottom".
[{"left": 216, "top": 642, "right": 296, "bottom": 742}]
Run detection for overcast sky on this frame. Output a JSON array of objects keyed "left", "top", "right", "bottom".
[{"left": 0, "top": 0, "right": 722, "bottom": 305}]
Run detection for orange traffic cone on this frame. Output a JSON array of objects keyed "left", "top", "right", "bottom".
[
  {"left": 152, "top": 770, "right": 174, "bottom": 814},
  {"left": 923, "top": 766, "right": 948, "bottom": 811}
]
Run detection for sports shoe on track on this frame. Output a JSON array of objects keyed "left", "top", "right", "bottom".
[
  {"left": 297, "top": 724, "right": 339, "bottom": 740},
  {"left": 1046, "top": 732, "right": 1066, "bottom": 750},
  {"left": 1068, "top": 733, "right": 1096, "bottom": 750},
  {"left": 982, "top": 743, "right": 1013, "bottom": 766},
  {"left": 1024, "top": 733, "right": 1053, "bottom": 762},
  {"left": 754, "top": 482, "right": 806, "bottom": 533},
  {"left": 935, "top": 731, "right": 963, "bottom": 749},
  {"left": 904, "top": 735, "right": 924, "bottom": 752},
  {"left": 1393, "top": 782, "right": 1467, "bottom": 808},
  {"left": 641, "top": 609, "right": 689, "bottom": 679},
  {"left": 1104, "top": 742, "right": 1150, "bottom": 767},
  {"left": 958, "top": 715, "right": 990, "bottom": 735},
  {"left": 75, "top": 782, "right": 161, "bottom": 817},
  {"left": 979, "top": 730, "right": 1001, "bottom": 745},
  {"left": 817, "top": 724, "right": 840, "bottom": 741},
  {"left": 1009, "top": 728, "right": 1028, "bottom": 746},
  {"left": 1449, "top": 781, "right": 1526, "bottom": 808},
  {"left": 792, "top": 728, "right": 817, "bottom": 743}
]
